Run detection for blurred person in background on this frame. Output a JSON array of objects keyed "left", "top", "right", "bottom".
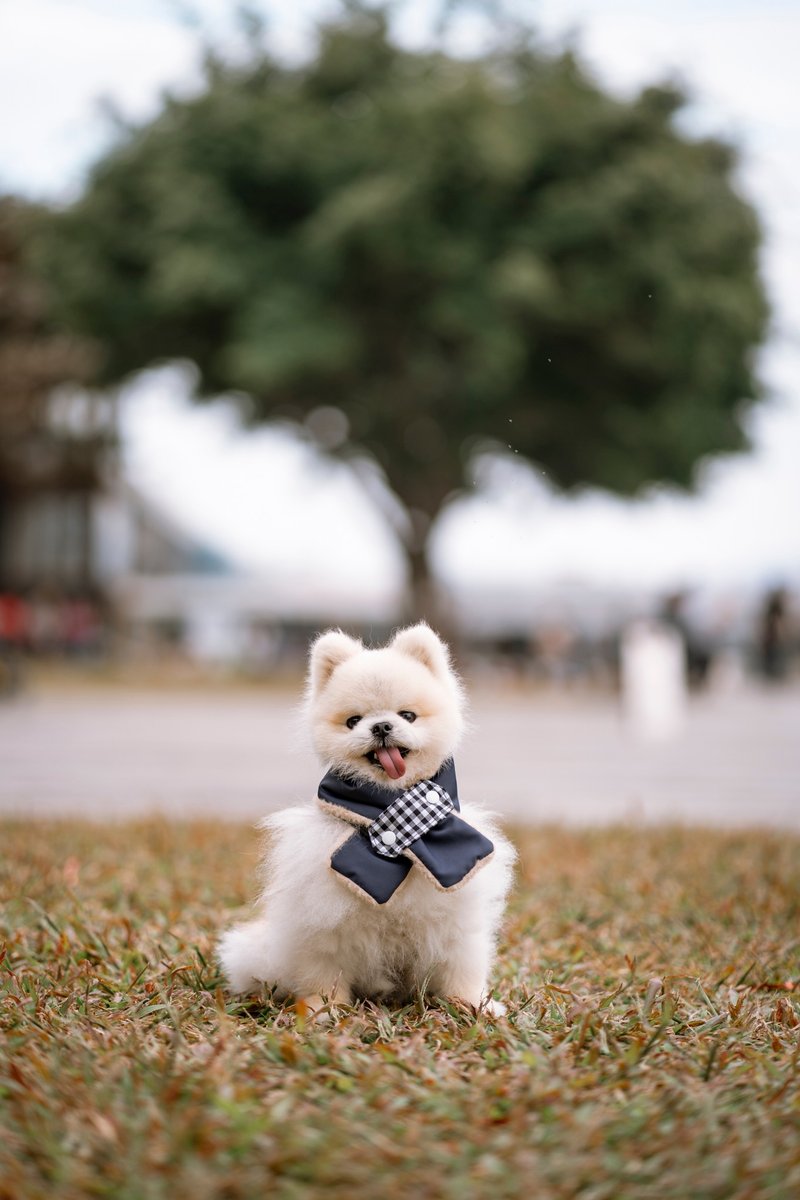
[
  {"left": 61, "top": 592, "right": 105, "bottom": 658},
  {"left": 757, "top": 586, "right": 792, "bottom": 682},
  {"left": 28, "top": 586, "right": 62, "bottom": 656},
  {"left": 0, "top": 589, "right": 27, "bottom": 695},
  {"left": 660, "top": 590, "right": 713, "bottom": 691}
]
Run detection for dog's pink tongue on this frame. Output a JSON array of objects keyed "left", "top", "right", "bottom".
[{"left": 376, "top": 746, "right": 406, "bottom": 779}]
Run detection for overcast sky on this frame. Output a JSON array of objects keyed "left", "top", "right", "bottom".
[{"left": 2, "top": 0, "right": 798, "bottom": 602}]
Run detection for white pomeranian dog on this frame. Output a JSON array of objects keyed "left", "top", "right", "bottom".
[{"left": 218, "top": 623, "right": 515, "bottom": 1015}]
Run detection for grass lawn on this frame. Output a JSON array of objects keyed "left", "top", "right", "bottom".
[{"left": 1, "top": 819, "right": 799, "bottom": 1199}]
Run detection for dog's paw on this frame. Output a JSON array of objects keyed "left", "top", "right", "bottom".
[
  {"left": 481, "top": 997, "right": 507, "bottom": 1019},
  {"left": 295, "top": 992, "right": 351, "bottom": 1024},
  {"left": 297, "top": 997, "right": 334, "bottom": 1025}
]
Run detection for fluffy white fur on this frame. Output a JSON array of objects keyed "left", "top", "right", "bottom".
[{"left": 219, "top": 623, "right": 515, "bottom": 1012}]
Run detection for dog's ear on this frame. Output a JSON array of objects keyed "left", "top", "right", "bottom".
[
  {"left": 308, "top": 629, "right": 363, "bottom": 694},
  {"left": 390, "top": 623, "right": 452, "bottom": 681}
]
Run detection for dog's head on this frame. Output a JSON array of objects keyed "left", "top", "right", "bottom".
[{"left": 306, "top": 623, "right": 465, "bottom": 789}]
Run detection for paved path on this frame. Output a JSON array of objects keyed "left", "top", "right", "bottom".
[{"left": 0, "top": 684, "right": 798, "bottom": 829}]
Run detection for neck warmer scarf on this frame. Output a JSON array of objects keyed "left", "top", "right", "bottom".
[{"left": 317, "top": 759, "right": 494, "bottom": 905}]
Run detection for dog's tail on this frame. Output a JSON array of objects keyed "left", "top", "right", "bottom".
[{"left": 217, "top": 922, "right": 269, "bottom": 994}]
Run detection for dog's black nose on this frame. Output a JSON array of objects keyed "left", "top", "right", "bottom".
[{"left": 371, "top": 721, "right": 394, "bottom": 739}]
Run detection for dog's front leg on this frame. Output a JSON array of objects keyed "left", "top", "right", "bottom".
[
  {"left": 295, "top": 956, "right": 353, "bottom": 1014},
  {"left": 435, "top": 938, "right": 505, "bottom": 1017}
]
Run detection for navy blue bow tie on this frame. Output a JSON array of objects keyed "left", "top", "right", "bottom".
[{"left": 317, "top": 759, "right": 494, "bottom": 905}]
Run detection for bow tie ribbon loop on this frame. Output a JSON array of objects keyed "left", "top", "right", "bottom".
[{"left": 317, "top": 759, "right": 495, "bottom": 905}]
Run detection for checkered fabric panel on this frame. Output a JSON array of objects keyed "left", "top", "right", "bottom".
[{"left": 368, "top": 780, "right": 455, "bottom": 859}]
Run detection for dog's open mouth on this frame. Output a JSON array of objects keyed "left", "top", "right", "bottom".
[{"left": 365, "top": 746, "right": 409, "bottom": 780}]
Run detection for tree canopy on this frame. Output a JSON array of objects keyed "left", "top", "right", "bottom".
[{"left": 38, "top": 6, "right": 769, "bottom": 594}]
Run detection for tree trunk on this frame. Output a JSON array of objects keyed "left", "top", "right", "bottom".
[
  {"left": 403, "top": 538, "right": 461, "bottom": 652},
  {"left": 384, "top": 472, "right": 462, "bottom": 638},
  {"left": 405, "top": 541, "right": 438, "bottom": 624}
]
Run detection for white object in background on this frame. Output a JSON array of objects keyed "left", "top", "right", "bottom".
[
  {"left": 185, "top": 608, "right": 245, "bottom": 664},
  {"left": 621, "top": 620, "right": 687, "bottom": 742}
]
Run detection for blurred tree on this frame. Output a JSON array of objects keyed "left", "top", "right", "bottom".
[
  {"left": 0, "top": 198, "right": 108, "bottom": 594},
  {"left": 0, "top": 199, "right": 96, "bottom": 444},
  {"left": 37, "top": 6, "right": 768, "bottom": 614}
]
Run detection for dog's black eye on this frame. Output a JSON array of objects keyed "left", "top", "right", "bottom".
[
  {"left": 398, "top": 710, "right": 417, "bottom": 723},
  {"left": 345, "top": 715, "right": 362, "bottom": 729}
]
